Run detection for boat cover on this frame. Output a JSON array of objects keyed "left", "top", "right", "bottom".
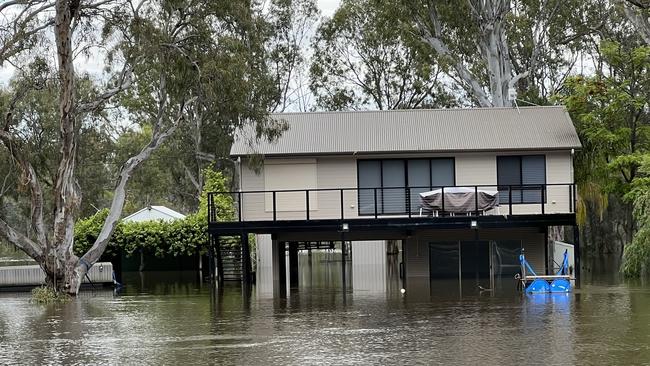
[{"left": 419, "top": 187, "right": 499, "bottom": 213}]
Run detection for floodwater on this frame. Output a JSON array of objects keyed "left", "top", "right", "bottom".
[{"left": 1, "top": 254, "right": 649, "bottom": 365}]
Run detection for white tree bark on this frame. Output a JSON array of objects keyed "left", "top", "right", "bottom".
[
  {"left": 0, "top": 0, "right": 186, "bottom": 294},
  {"left": 416, "top": 0, "right": 554, "bottom": 107},
  {"left": 623, "top": 1, "right": 650, "bottom": 44},
  {"left": 69, "top": 93, "right": 195, "bottom": 294}
]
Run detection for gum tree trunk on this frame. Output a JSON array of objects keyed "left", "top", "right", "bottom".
[{"left": 0, "top": 0, "right": 192, "bottom": 295}]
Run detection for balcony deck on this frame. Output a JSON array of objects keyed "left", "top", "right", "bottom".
[{"left": 208, "top": 183, "right": 577, "bottom": 235}]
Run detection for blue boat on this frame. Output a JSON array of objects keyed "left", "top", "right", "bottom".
[{"left": 519, "top": 249, "right": 573, "bottom": 293}]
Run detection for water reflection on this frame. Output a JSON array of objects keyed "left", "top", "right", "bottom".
[{"left": 0, "top": 257, "right": 649, "bottom": 365}]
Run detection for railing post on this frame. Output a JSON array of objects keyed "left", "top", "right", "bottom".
[
  {"left": 238, "top": 192, "right": 242, "bottom": 222},
  {"left": 407, "top": 188, "right": 411, "bottom": 218},
  {"left": 509, "top": 185, "right": 513, "bottom": 215},
  {"left": 573, "top": 183, "right": 577, "bottom": 213},
  {"left": 541, "top": 185, "right": 545, "bottom": 214},
  {"left": 474, "top": 185, "right": 479, "bottom": 217},
  {"left": 441, "top": 187, "right": 445, "bottom": 216},
  {"left": 569, "top": 184, "right": 573, "bottom": 213},
  {"left": 374, "top": 188, "right": 378, "bottom": 219},
  {"left": 207, "top": 193, "right": 212, "bottom": 222},
  {"left": 273, "top": 191, "right": 277, "bottom": 221},
  {"left": 306, "top": 190, "right": 310, "bottom": 221},
  {"left": 340, "top": 189, "right": 344, "bottom": 220}
]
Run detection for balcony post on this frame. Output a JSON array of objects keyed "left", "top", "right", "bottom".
[
  {"left": 509, "top": 185, "right": 513, "bottom": 215},
  {"left": 474, "top": 186, "right": 479, "bottom": 217},
  {"left": 541, "top": 185, "right": 545, "bottom": 214},
  {"left": 441, "top": 187, "right": 445, "bottom": 216},
  {"left": 238, "top": 192, "right": 242, "bottom": 222},
  {"left": 306, "top": 190, "right": 310, "bottom": 220},
  {"left": 340, "top": 189, "right": 344, "bottom": 220},
  {"left": 374, "top": 188, "right": 378, "bottom": 218},
  {"left": 273, "top": 191, "right": 277, "bottom": 221},
  {"left": 407, "top": 188, "right": 411, "bottom": 218}
]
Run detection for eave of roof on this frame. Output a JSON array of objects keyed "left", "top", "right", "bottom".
[{"left": 231, "top": 106, "right": 582, "bottom": 157}]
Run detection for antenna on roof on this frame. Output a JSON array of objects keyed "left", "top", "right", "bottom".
[{"left": 508, "top": 88, "right": 520, "bottom": 114}]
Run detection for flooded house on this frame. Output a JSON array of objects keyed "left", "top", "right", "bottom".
[{"left": 208, "top": 106, "right": 581, "bottom": 296}]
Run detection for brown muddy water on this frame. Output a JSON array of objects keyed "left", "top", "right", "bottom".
[{"left": 0, "top": 254, "right": 649, "bottom": 365}]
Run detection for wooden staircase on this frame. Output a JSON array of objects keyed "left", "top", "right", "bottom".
[{"left": 219, "top": 243, "right": 243, "bottom": 281}]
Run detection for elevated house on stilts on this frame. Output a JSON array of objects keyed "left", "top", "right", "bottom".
[{"left": 208, "top": 106, "right": 581, "bottom": 296}]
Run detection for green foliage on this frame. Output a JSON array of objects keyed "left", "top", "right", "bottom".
[
  {"left": 622, "top": 156, "right": 650, "bottom": 277},
  {"left": 74, "top": 168, "right": 235, "bottom": 258},
  {"left": 558, "top": 41, "right": 650, "bottom": 233},
  {"left": 310, "top": 0, "right": 456, "bottom": 110},
  {"left": 197, "top": 168, "right": 235, "bottom": 223},
  {"left": 31, "top": 286, "right": 70, "bottom": 304}
]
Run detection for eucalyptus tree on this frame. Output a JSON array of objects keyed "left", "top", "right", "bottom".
[
  {"left": 622, "top": 0, "right": 650, "bottom": 44},
  {"left": 0, "top": 0, "right": 281, "bottom": 295},
  {"left": 558, "top": 39, "right": 650, "bottom": 254},
  {"left": 310, "top": 0, "right": 456, "bottom": 110},
  {"left": 403, "top": 0, "right": 607, "bottom": 107},
  {"left": 266, "top": 0, "right": 320, "bottom": 112},
  {"left": 125, "top": 1, "right": 288, "bottom": 210}
]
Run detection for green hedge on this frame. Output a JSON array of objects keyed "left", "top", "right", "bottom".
[{"left": 74, "top": 169, "right": 240, "bottom": 259}]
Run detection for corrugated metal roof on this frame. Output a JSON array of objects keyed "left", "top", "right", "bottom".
[{"left": 230, "top": 106, "right": 582, "bottom": 156}]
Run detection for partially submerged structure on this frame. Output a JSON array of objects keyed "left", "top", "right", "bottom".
[{"left": 208, "top": 106, "right": 581, "bottom": 295}]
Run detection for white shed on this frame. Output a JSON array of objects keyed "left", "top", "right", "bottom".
[{"left": 122, "top": 206, "right": 186, "bottom": 223}]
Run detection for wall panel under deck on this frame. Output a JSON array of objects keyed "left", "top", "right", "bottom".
[
  {"left": 351, "top": 241, "right": 388, "bottom": 293},
  {"left": 405, "top": 228, "right": 546, "bottom": 278}
]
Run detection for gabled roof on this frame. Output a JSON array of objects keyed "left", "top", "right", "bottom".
[
  {"left": 122, "top": 206, "right": 186, "bottom": 223},
  {"left": 230, "top": 106, "right": 581, "bottom": 156}
]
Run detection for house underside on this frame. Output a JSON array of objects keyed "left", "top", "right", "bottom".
[{"left": 208, "top": 212, "right": 577, "bottom": 296}]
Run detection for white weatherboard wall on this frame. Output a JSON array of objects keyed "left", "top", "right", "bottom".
[
  {"left": 241, "top": 157, "right": 358, "bottom": 221},
  {"left": 264, "top": 159, "right": 317, "bottom": 212},
  {"left": 239, "top": 151, "right": 574, "bottom": 221},
  {"left": 351, "top": 241, "right": 387, "bottom": 293}
]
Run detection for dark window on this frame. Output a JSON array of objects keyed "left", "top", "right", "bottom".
[
  {"left": 358, "top": 160, "right": 381, "bottom": 215},
  {"left": 497, "top": 155, "right": 546, "bottom": 204},
  {"left": 358, "top": 158, "right": 455, "bottom": 215},
  {"left": 382, "top": 160, "right": 406, "bottom": 214}
]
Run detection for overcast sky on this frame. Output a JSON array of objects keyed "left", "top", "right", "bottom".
[
  {"left": 0, "top": 1, "right": 341, "bottom": 86},
  {"left": 318, "top": 0, "right": 340, "bottom": 17}
]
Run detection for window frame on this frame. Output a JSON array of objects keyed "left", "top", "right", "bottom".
[
  {"left": 496, "top": 154, "right": 547, "bottom": 205},
  {"left": 356, "top": 157, "right": 456, "bottom": 216}
]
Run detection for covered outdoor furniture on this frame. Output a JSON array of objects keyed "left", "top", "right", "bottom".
[{"left": 419, "top": 187, "right": 499, "bottom": 216}]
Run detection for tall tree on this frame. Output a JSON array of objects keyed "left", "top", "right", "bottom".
[
  {"left": 558, "top": 40, "right": 650, "bottom": 253},
  {"left": 0, "top": 0, "right": 282, "bottom": 294},
  {"left": 310, "top": 0, "right": 455, "bottom": 110},
  {"left": 622, "top": 0, "right": 650, "bottom": 44},
  {"left": 404, "top": 0, "right": 605, "bottom": 107},
  {"left": 266, "top": 0, "right": 320, "bottom": 112}
]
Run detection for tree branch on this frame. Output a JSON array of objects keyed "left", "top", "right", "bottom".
[
  {"left": 76, "top": 63, "right": 134, "bottom": 113},
  {"left": 623, "top": 2, "right": 650, "bottom": 45},
  {"left": 0, "top": 216, "right": 43, "bottom": 260},
  {"left": 1, "top": 111, "right": 48, "bottom": 250},
  {"left": 78, "top": 96, "right": 196, "bottom": 270},
  {"left": 415, "top": 6, "right": 492, "bottom": 107}
]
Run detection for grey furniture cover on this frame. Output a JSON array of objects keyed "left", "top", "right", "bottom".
[{"left": 419, "top": 187, "right": 499, "bottom": 213}]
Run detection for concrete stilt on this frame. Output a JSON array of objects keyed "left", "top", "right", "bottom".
[
  {"left": 288, "top": 242, "right": 299, "bottom": 288},
  {"left": 272, "top": 240, "right": 287, "bottom": 297},
  {"left": 241, "top": 232, "right": 252, "bottom": 284}
]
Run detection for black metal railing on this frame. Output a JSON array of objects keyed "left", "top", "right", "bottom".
[{"left": 207, "top": 183, "right": 577, "bottom": 224}]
